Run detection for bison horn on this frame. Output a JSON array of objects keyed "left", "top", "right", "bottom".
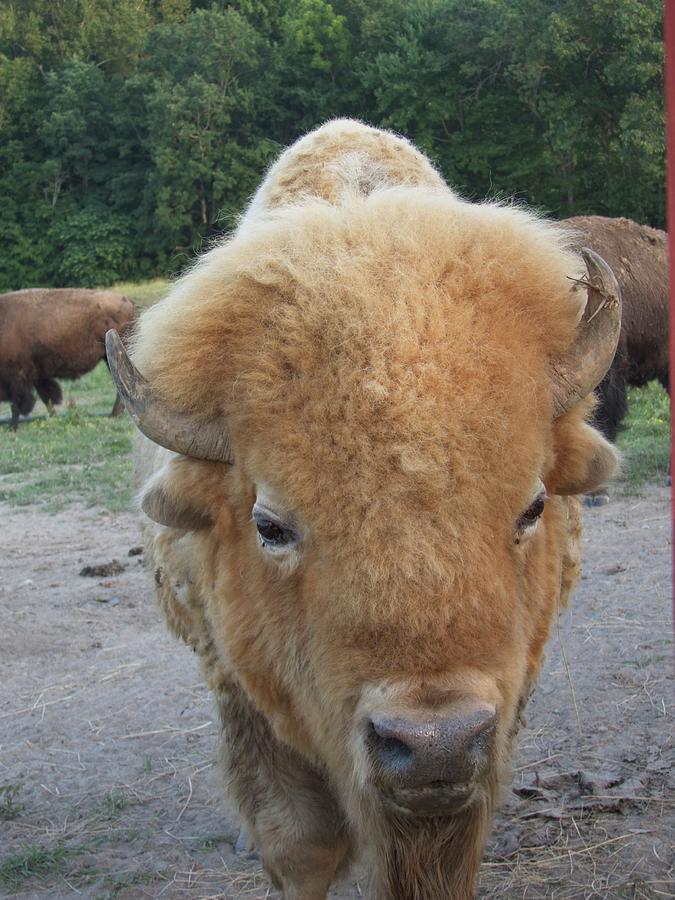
[
  {"left": 105, "top": 330, "right": 233, "bottom": 462},
  {"left": 550, "top": 248, "right": 622, "bottom": 417}
]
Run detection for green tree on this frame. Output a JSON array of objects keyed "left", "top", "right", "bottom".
[
  {"left": 136, "top": 5, "right": 276, "bottom": 266},
  {"left": 481, "top": 0, "right": 665, "bottom": 218},
  {"left": 0, "top": 0, "right": 666, "bottom": 291}
]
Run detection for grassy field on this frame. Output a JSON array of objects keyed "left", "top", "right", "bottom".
[
  {"left": 112, "top": 278, "right": 170, "bottom": 308},
  {"left": 0, "top": 363, "right": 134, "bottom": 511},
  {"left": 616, "top": 381, "right": 671, "bottom": 486},
  {"left": 0, "top": 279, "right": 670, "bottom": 512}
]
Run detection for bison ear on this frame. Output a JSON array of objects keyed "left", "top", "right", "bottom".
[
  {"left": 139, "top": 458, "right": 215, "bottom": 530},
  {"left": 547, "top": 407, "right": 620, "bottom": 496},
  {"left": 141, "top": 482, "right": 213, "bottom": 530}
]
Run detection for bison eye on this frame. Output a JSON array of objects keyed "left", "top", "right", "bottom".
[
  {"left": 252, "top": 506, "right": 297, "bottom": 552},
  {"left": 515, "top": 485, "right": 547, "bottom": 542}
]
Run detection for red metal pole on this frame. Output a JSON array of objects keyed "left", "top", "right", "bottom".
[{"left": 667, "top": 1, "right": 675, "bottom": 630}]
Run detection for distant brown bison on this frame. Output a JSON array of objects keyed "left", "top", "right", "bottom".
[
  {"left": 0, "top": 288, "right": 137, "bottom": 429},
  {"left": 563, "top": 216, "right": 668, "bottom": 442}
]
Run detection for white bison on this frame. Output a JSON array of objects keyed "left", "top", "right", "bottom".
[{"left": 108, "top": 120, "right": 620, "bottom": 898}]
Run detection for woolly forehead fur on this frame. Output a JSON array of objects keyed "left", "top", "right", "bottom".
[{"left": 134, "top": 189, "right": 585, "bottom": 598}]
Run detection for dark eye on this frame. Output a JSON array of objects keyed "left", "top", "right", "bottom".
[
  {"left": 515, "top": 487, "right": 547, "bottom": 540},
  {"left": 253, "top": 510, "right": 297, "bottom": 551},
  {"left": 518, "top": 496, "right": 545, "bottom": 526}
]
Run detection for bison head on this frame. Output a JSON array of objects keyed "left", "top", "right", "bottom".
[{"left": 109, "top": 191, "right": 619, "bottom": 897}]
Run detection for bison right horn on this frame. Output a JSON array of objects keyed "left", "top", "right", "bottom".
[
  {"left": 105, "top": 330, "right": 233, "bottom": 462},
  {"left": 550, "top": 248, "right": 622, "bottom": 417}
]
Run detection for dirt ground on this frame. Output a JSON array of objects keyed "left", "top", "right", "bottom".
[{"left": 1, "top": 485, "right": 673, "bottom": 899}]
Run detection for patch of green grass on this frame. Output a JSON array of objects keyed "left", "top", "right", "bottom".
[
  {"left": 96, "top": 789, "right": 130, "bottom": 819},
  {"left": 0, "top": 785, "right": 22, "bottom": 821},
  {"left": 110, "top": 278, "right": 170, "bottom": 308},
  {"left": 90, "top": 868, "right": 163, "bottom": 899},
  {"left": 0, "top": 843, "right": 69, "bottom": 891},
  {"left": 198, "top": 834, "right": 231, "bottom": 852},
  {"left": 0, "top": 362, "right": 134, "bottom": 512},
  {"left": 616, "top": 382, "right": 671, "bottom": 486}
]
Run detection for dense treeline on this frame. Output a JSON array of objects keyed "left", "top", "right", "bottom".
[{"left": 0, "top": 0, "right": 664, "bottom": 290}]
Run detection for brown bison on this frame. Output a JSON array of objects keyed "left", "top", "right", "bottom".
[
  {"left": 108, "top": 120, "right": 620, "bottom": 898},
  {"left": 563, "top": 216, "right": 668, "bottom": 442},
  {"left": 0, "top": 288, "right": 137, "bottom": 429}
]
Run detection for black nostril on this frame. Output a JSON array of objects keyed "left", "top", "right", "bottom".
[
  {"left": 368, "top": 721, "right": 414, "bottom": 774},
  {"left": 380, "top": 736, "right": 410, "bottom": 756}
]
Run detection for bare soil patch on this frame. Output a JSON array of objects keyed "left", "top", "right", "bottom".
[{"left": 1, "top": 486, "right": 673, "bottom": 899}]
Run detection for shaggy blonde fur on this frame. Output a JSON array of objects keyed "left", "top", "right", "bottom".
[{"left": 133, "top": 120, "right": 618, "bottom": 899}]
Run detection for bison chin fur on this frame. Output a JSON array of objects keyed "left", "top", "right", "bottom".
[{"left": 358, "top": 783, "right": 496, "bottom": 900}]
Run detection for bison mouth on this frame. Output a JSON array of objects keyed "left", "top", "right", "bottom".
[{"left": 378, "top": 781, "right": 482, "bottom": 818}]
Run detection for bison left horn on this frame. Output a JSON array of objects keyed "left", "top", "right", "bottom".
[
  {"left": 550, "top": 248, "right": 622, "bottom": 417},
  {"left": 105, "top": 330, "right": 234, "bottom": 462}
]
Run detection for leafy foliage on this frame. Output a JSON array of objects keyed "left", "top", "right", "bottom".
[
  {"left": 50, "top": 208, "right": 135, "bottom": 286},
  {"left": 0, "top": 0, "right": 665, "bottom": 290}
]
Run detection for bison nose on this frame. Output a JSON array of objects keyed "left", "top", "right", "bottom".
[{"left": 366, "top": 701, "right": 496, "bottom": 788}]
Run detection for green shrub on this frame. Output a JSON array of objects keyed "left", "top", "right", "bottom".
[{"left": 49, "top": 208, "right": 134, "bottom": 287}]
